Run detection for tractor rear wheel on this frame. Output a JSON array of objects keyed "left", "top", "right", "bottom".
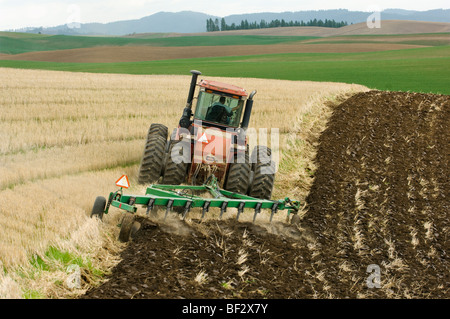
[
  {"left": 248, "top": 145, "right": 276, "bottom": 200},
  {"left": 137, "top": 135, "right": 166, "bottom": 184},
  {"left": 224, "top": 151, "right": 250, "bottom": 195},
  {"left": 147, "top": 123, "right": 168, "bottom": 140},
  {"left": 162, "top": 140, "right": 189, "bottom": 185}
]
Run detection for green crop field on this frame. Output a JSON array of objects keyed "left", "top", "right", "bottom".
[
  {"left": 140, "top": 35, "right": 319, "bottom": 47},
  {"left": 1, "top": 45, "right": 449, "bottom": 94},
  {"left": 2, "top": 31, "right": 449, "bottom": 54},
  {"left": 3, "top": 31, "right": 448, "bottom": 54},
  {"left": 0, "top": 32, "right": 317, "bottom": 54}
]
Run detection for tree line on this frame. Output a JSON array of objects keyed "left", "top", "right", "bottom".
[{"left": 206, "top": 18, "right": 348, "bottom": 32}]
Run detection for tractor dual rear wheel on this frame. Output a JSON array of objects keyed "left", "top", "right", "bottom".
[
  {"left": 147, "top": 123, "right": 168, "bottom": 140},
  {"left": 162, "top": 140, "right": 190, "bottom": 185},
  {"left": 248, "top": 145, "right": 276, "bottom": 200},
  {"left": 138, "top": 123, "right": 169, "bottom": 184},
  {"left": 224, "top": 150, "right": 251, "bottom": 195}
]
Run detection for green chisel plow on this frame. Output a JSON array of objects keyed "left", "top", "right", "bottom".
[{"left": 90, "top": 175, "right": 301, "bottom": 242}]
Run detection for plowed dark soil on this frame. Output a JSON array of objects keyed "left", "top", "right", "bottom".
[
  {"left": 81, "top": 217, "right": 314, "bottom": 299},
  {"left": 81, "top": 91, "right": 448, "bottom": 299}
]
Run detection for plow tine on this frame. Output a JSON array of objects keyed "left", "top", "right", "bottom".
[
  {"left": 236, "top": 202, "right": 245, "bottom": 221},
  {"left": 219, "top": 202, "right": 228, "bottom": 219},
  {"left": 164, "top": 199, "right": 174, "bottom": 221},
  {"left": 270, "top": 203, "right": 278, "bottom": 223},
  {"left": 146, "top": 198, "right": 155, "bottom": 216},
  {"left": 201, "top": 201, "right": 210, "bottom": 220},
  {"left": 182, "top": 201, "right": 193, "bottom": 220},
  {"left": 253, "top": 202, "right": 262, "bottom": 223}
]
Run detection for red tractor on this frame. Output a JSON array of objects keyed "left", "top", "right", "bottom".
[{"left": 137, "top": 70, "right": 275, "bottom": 200}]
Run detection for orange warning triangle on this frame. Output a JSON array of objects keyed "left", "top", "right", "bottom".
[
  {"left": 198, "top": 132, "right": 209, "bottom": 143},
  {"left": 115, "top": 175, "right": 130, "bottom": 188}
]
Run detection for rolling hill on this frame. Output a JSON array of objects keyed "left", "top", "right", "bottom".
[
  {"left": 9, "top": 9, "right": 450, "bottom": 36},
  {"left": 1, "top": 20, "right": 449, "bottom": 57},
  {"left": 143, "top": 20, "right": 450, "bottom": 37}
]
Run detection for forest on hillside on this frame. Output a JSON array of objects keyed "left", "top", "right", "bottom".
[{"left": 206, "top": 18, "right": 348, "bottom": 32}]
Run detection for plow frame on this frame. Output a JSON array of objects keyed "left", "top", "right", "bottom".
[{"left": 103, "top": 176, "right": 300, "bottom": 223}]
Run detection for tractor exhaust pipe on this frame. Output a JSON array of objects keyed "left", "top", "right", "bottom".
[
  {"left": 241, "top": 90, "right": 257, "bottom": 130},
  {"left": 187, "top": 70, "right": 202, "bottom": 107},
  {"left": 180, "top": 70, "right": 202, "bottom": 128}
]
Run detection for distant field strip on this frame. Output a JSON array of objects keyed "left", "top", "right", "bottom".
[
  {"left": 0, "top": 43, "right": 425, "bottom": 63},
  {"left": 0, "top": 34, "right": 318, "bottom": 54},
  {"left": 1, "top": 46, "right": 448, "bottom": 94},
  {"left": 0, "top": 31, "right": 447, "bottom": 55},
  {"left": 303, "top": 33, "right": 450, "bottom": 46}
]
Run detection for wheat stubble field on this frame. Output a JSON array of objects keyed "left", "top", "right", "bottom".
[{"left": 0, "top": 67, "right": 367, "bottom": 298}]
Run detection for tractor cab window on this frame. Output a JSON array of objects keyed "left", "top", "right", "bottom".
[{"left": 194, "top": 91, "right": 244, "bottom": 127}]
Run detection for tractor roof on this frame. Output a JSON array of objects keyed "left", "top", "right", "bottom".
[{"left": 198, "top": 79, "right": 247, "bottom": 97}]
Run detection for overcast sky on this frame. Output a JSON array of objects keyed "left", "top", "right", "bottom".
[{"left": 1, "top": 0, "right": 449, "bottom": 30}]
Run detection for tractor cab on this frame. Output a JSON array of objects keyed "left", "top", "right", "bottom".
[
  {"left": 134, "top": 70, "right": 274, "bottom": 204},
  {"left": 193, "top": 80, "right": 247, "bottom": 128},
  {"left": 179, "top": 70, "right": 256, "bottom": 133}
]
